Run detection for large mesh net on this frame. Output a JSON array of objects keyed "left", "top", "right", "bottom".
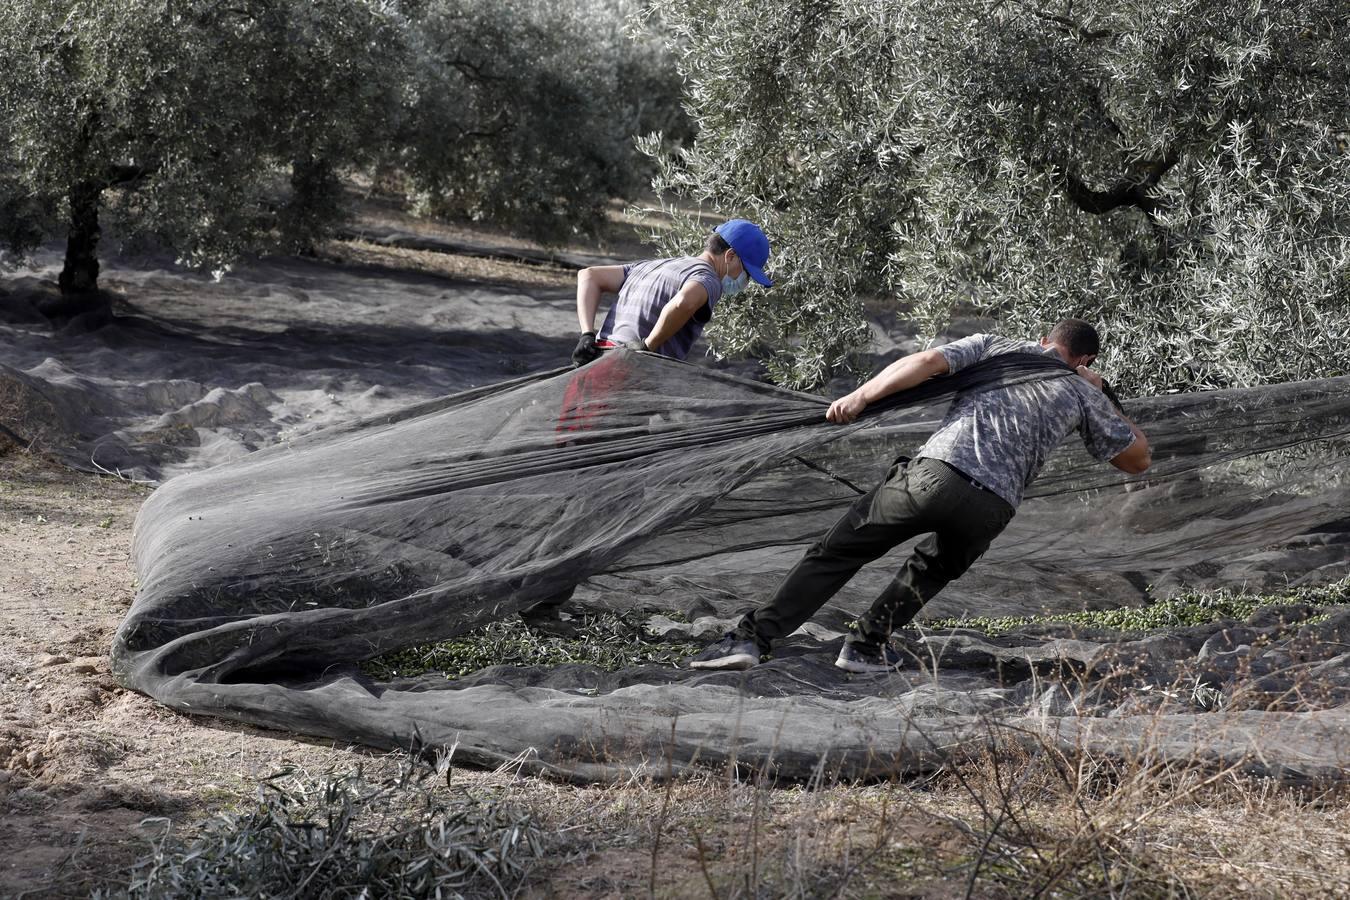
[{"left": 113, "top": 350, "right": 1350, "bottom": 781}]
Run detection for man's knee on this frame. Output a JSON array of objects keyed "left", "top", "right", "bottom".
[
  {"left": 806, "top": 519, "right": 867, "bottom": 560},
  {"left": 911, "top": 539, "right": 981, "bottom": 583},
  {"left": 813, "top": 501, "right": 910, "bottom": 561}
]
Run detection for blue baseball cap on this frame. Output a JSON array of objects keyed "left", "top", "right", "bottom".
[{"left": 715, "top": 219, "right": 773, "bottom": 287}]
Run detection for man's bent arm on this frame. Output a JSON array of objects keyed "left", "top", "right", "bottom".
[
  {"left": 1110, "top": 419, "right": 1151, "bottom": 474},
  {"left": 827, "top": 349, "right": 950, "bottom": 423},
  {"left": 576, "top": 265, "right": 627, "bottom": 333},
  {"left": 642, "top": 281, "right": 708, "bottom": 351},
  {"left": 1076, "top": 364, "right": 1152, "bottom": 474}
]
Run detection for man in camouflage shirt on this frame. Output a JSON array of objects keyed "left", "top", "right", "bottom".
[{"left": 690, "top": 319, "right": 1152, "bottom": 673}]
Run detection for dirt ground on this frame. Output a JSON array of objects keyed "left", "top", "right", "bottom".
[{"left": 0, "top": 450, "right": 394, "bottom": 894}]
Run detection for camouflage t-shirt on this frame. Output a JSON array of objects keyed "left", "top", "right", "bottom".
[
  {"left": 597, "top": 257, "right": 723, "bottom": 360},
  {"left": 915, "top": 334, "right": 1137, "bottom": 507}
]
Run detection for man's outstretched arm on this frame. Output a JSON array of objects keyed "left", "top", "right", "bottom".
[{"left": 826, "top": 349, "right": 950, "bottom": 424}]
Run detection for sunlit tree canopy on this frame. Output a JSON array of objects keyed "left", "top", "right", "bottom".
[{"left": 640, "top": 0, "right": 1350, "bottom": 393}]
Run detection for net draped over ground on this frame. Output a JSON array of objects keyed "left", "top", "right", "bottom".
[{"left": 113, "top": 351, "right": 1350, "bottom": 781}]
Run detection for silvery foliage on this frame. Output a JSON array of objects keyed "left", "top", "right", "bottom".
[
  {"left": 0, "top": 0, "right": 687, "bottom": 279},
  {"left": 637, "top": 0, "right": 1349, "bottom": 393}
]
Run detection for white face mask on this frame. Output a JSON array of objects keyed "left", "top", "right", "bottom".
[{"left": 721, "top": 270, "right": 749, "bottom": 297}]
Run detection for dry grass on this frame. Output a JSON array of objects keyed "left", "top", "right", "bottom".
[
  {"left": 76, "top": 712, "right": 1350, "bottom": 898},
  {"left": 343, "top": 183, "right": 661, "bottom": 260},
  {"left": 319, "top": 239, "right": 578, "bottom": 292},
  {"left": 913, "top": 735, "right": 1346, "bottom": 898},
  {"left": 497, "top": 733, "right": 1349, "bottom": 899},
  {"left": 319, "top": 183, "right": 685, "bottom": 295}
]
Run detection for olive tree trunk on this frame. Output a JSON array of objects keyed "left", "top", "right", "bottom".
[{"left": 58, "top": 180, "right": 102, "bottom": 295}]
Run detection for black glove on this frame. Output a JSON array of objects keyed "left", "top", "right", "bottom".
[
  {"left": 571, "top": 331, "right": 600, "bottom": 367},
  {"left": 624, "top": 338, "right": 649, "bottom": 352}
]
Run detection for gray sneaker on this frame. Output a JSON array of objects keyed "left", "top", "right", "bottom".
[
  {"left": 835, "top": 640, "right": 905, "bottom": 674},
  {"left": 689, "top": 634, "right": 761, "bottom": 670}
]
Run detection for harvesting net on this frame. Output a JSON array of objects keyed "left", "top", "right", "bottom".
[{"left": 113, "top": 350, "right": 1350, "bottom": 781}]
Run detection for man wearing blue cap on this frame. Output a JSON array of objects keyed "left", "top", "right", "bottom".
[
  {"left": 525, "top": 220, "right": 772, "bottom": 632},
  {"left": 571, "top": 218, "right": 773, "bottom": 366}
]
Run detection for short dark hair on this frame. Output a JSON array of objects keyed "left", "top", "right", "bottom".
[
  {"left": 1048, "top": 319, "right": 1100, "bottom": 357},
  {"left": 705, "top": 232, "right": 731, "bottom": 254}
]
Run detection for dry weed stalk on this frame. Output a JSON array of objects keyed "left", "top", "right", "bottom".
[{"left": 921, "top": 716, "right": 1348, "bottom": 898}]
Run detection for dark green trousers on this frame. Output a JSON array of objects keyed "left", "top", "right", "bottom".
[{"left": 734, "top": 456, "right": 1015, "bottom": 653}]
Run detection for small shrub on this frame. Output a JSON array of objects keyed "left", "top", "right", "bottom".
[{"left": 109, "top": 764, "right": 543, "bottom": 899}]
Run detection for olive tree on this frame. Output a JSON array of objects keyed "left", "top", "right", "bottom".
[
  {"left": 0, "top": 0, "right": 409, "bottom": 302},
  {"left": 639, "top": 0, "right": 1350, "bottom": 393},
  {"left": 0, "top": 0, "right": 688, "bottom": 303}
]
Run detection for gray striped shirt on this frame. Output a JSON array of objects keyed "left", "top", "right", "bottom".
[{"left": 598, "top": 257, "right": 723, "bottom": 360}]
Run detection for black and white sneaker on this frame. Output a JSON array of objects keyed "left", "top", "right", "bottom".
[
  {"left": 688, "top": 634, "right": 761, "bottom": 670},
  {"left": 835, "top": 640, "right": 905, "bottom": 674}
]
